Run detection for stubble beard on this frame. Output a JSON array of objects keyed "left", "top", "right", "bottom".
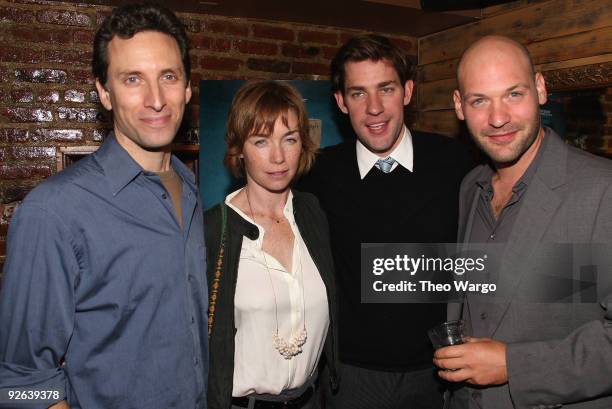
[{"left": 472, "top": 114, "right": 541, "bottom": 166}]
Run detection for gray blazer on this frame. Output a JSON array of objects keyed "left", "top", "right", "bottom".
[{"left": 448, "top": 128, "right": 612, "bottom": 409}]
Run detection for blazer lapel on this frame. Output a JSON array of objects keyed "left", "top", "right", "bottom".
[
  {"left": 458, "top": 164, "right": 489, "bottom": 244},
  {"left": 486, "top": 130, "right": 568, "bottom": 337},
  {"left": 450, "top": 166, "right": 484, "bottom": 322}
]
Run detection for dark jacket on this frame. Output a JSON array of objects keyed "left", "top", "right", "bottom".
[{"left": 205, "top": 189, "right": 338, "bottom": 409}]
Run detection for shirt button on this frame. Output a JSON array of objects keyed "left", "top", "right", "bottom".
[
  {"left": 194, "top": 357, "right": 199, "bottom": 366},
  {"left": 191, "top": 316, "right": 195, "bottom": 324},
  {"left": 489, "top": 234, "right": 495, "bottom": 239},
  {"left": 162, "top": 193, "right": 168, "bottom": 199},
  {"left": 480, "top": 312, "right": 487, "bottom": 320}
]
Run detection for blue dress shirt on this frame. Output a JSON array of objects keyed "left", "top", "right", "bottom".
[{"left": 0, "top": 134, "right": 208, "bottom": 409}]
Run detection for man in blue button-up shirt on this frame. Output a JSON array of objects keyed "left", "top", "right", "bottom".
[{"left": 0, "top": 4, "right": 208, "bottom": 408}]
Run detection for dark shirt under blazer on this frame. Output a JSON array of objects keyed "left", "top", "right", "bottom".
[{"left": 450, "top": 128, "right": 612, "bottom": 409}]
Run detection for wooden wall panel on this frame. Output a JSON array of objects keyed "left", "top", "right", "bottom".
[
  {"left": 420, "top": 53, "right": 612, "bottom": 89},
  {"left": 418, "top": 59, "right": 459, "bottom": 84},
  {"left": 419, "top": 78, "right": 456, "bottom": 111},
  {"left": 538, "top": 54, "right": 612, "bottom": 72},
  {"left": 413, "top": 110, "right": 461, "bottom": 136},
  {"left": 415, "top": 0, "right": 612, "bottom": 136},
  {"left": 419, "top": 0, "right": 612, "bottom": 66},
  {"left": 528, "top": 27, "right": 612, "bottom": 66}
]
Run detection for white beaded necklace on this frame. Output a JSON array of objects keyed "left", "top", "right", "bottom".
[{"left": 245, "top": 188, "right": 307, "bottom": 360}]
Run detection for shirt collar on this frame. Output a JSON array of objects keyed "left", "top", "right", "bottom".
[
  {"left": 356, "top": 126, "right": 414, "bottom": 179},
  {"left": 95, "top": 132, "right": 197, "bottom": 196},
  {"left": 94, "top": 133, "right": 143, "bottom": 196},
  {"left": 225, "top": 188, "right": 295, "bottom": 247}
]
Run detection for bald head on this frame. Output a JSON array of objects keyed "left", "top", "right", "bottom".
[
  {"left": 456, "top": 36, "right": 535, "bottom": 92},
  {"left": 452, "top": 34, "right": 547, "bottom": 168}
]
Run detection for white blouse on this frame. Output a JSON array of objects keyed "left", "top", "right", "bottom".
[{"left": 225, "top": 189, "right": 330, "bottom": 397}]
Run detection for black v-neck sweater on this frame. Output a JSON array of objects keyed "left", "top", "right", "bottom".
[{"left": 298, "top": 131, "right": 473, "bottom": 370}]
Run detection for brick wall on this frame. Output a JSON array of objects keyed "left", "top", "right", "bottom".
[{"left": 0, "top": 0, "right": 416, "bottom": 272}]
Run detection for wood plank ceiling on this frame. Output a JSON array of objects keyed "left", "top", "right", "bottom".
[{"left": 60, "top": 0, "right": 485, "bottom": 37}]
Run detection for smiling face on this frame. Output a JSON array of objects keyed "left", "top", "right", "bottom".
[
  {"left": 334, "top": 59, "right": 413, "bottom": 157},
  {"left": 242, "top": 110, "right": 302, "bottom": 194},
  {"left": 96, "top": 30, "right": 192, "bottom": 161},
  {"left": 454, "top": 37, "right": 547, "bottom": 167}
]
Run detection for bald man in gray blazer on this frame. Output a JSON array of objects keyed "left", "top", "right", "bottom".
[{"left": 434, "top": 35, "right": 612, "bottom": 409}]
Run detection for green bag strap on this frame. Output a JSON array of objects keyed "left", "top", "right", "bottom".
[{"left": 208, "top": 203, "right": 227, "bottom": 338}]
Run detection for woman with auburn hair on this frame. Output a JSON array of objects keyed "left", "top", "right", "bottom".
[{"left": 205, "top": 80, "right": 338, "bottom": 409}]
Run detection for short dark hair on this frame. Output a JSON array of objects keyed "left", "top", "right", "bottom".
[
  {"left": 331, "top": 34, "right": 414, "bottom": 94},
  {"left": 225, "top": 80, "right": 316, "bottom": 178},
  {"left": 92, "top": 3, "right": 190, "bottom": 85}
]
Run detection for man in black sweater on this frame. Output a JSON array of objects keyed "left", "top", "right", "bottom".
[{"left": 298, "top": 35, "right": 473, "bottom": 409}]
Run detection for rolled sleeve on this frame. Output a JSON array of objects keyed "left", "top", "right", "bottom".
[{"left": 0, "top": 202, "right": 78, "bottom": 402}]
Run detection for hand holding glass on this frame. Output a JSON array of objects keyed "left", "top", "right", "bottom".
[{"left": 428, "top": 320, "right": 468, "bottom": 349}]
